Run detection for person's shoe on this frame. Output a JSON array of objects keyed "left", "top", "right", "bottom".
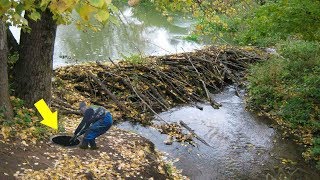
[
  {"left": 90, "top": 146, "right": 99, "bottom": 150},
  {"left": 79, "top": 145, "right": 89, "bottom": 149}
]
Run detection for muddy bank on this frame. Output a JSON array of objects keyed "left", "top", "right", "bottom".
[
  {"left": 118, "top": 87, "right": 320, "bottom": 179},
  {"left": 0, "top": 126, "right": 185, "bottom": 179}
]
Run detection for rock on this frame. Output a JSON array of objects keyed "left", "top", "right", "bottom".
[{"left": 164, "top": 136, "right": 173, "bottom": 145}]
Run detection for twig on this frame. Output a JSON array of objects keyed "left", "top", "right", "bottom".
[
  {"left": 52, "top": 103, "right": 82, "bottom": 115},
  {"left": 179, "top": 121, "right": 212, "bottom": 147},
  {"left": 126, "top": 77, "right": 169, "bottom": 125},
  {"left": 88, "top": 72, "right": 127, "bottom": 113},
  {"left": 52, "top": 98, "right": 77, "bottom": 110},
  {"left": 108, "top": 57, "right": 121, "bottom": 68},
  {"left": 184, "top": 53, "right": 221, "bottom": 109}
]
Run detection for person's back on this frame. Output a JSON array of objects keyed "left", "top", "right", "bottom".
[{"left": 74, "top": 102, "right": 113, "bottom": 149}]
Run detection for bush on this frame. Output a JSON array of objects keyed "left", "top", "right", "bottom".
[
  {"left": 247, "top": 40, "right": 320, "bottom": 166},
  {"left": 238, "top": 0, "right": 320, "bottom": 45},
  {"left": 248, "top": 40, "right": 320, "bottom": 123}
]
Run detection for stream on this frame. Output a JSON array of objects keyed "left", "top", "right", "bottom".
[{"left": 118, "top": 86, "right": 320, "bottom": 179}]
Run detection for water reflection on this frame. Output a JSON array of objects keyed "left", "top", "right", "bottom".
[{"left": 53, "top": 2, "right": 203, "bottom": 68}]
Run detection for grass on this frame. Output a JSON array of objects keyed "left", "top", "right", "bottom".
[{"left": 122, "top": 54, "right": 147, "bottom": 65}]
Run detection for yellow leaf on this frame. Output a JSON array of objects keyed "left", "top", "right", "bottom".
[
  {"left": 19, "top": 132, "right": 28, "bottom": 140},
  {"left": 21, "top": 140, "right": 29, "bottom": 146},
  {"left": 40, "top": 0, "right": 51, "bottom": 8},
  {"left": 1, "top": 126, "right": 11, "bottom": 140},
  {"left": 77, "top": 4, "right": 97, "bottom": 21},
  {"left": 29, "top": 11, "right": 41, "bottom": 21},
  {"left": 94, "top": 10, "right": 109, "bottom": 23},
  {"left": 50, "top": 0, "right": 76, "bottom": 13}
]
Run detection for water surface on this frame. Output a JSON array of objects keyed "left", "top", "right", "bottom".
[
  {"left": 53, "top": 3, "right": 203, "bottom": 68},
  {"left": 9, "top": 3, "right": 204, "bottom": 69},
  {"left": 118, "top": 87, "right": 320, "bottom": 179}
]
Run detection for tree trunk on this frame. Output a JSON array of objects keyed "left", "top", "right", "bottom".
[
  {"left": 13, "top": 9, "right": 57, "bottom": 107},
  {"left": 0, "top": 21, "right": 14, "bottom": 120}
]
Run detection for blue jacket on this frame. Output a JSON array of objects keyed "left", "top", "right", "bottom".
[{"left": 74, "top": 106, "right": 107, "bottom": 137}]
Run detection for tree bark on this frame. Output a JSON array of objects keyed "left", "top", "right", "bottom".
[
  {"left": 13, "top": 9, "right": 57, "bottom": 107},
  {"left": 0, "top": 21, "right": 14, "bottom": 120}
]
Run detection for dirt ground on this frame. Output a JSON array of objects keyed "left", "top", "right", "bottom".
[{"left": 0, "top": 126, "right": 185, "bottom": 179}]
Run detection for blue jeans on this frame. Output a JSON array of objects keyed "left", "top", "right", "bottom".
[{"left": 83, "top": 112, "right": 113, "bottom": 147}]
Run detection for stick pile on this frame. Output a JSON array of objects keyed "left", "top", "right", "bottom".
[{"left": 53, "top": 46, "right": 263, "bottom": 124}]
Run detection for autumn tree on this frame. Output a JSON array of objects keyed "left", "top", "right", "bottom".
[{"left": 0, "top": 0, "right": 114, "bottom": 109}]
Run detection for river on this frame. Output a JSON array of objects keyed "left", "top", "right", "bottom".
[
  {"left": 53, "top": 2, "right": 203, "bottom": 68},
  {"left": 9, "top": 2, "right": 203, "bottom": 69}
]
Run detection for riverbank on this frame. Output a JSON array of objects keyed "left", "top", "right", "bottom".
[
  {"left": 118, "top": 86, "right": 320, "bottom": 179},
  {"left": 51, "top": 44, "right": 320, "bottom": 175},
  {"left": 246, "top": 41, "right": 320, "bottom": 169},
  {"left": 0, "top": 117, "right": 186, "bottom": 179}
]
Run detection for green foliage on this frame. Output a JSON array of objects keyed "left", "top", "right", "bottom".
[
  {"left": 165, "top": 163, "right": 174, "bottom": 177},
  {"left": 248, "top": 40, "right": 320, "bottom": 125},
  {"left": 7, "top": 51, "right": 19, "bottom": 66},
  {"left": 1, "top": 96, "right": 55, "bottom": 141},
  {"left": 32, "top": 126, "right": 49, "bottom": 138},
  {"left": 237, "top": 0, "right": 320, "bottom": 45},
  {"left": 156, "top": 0, "right": 320, "bottom": 46},
  {"left": 122, "top": 54, "right": 146, "bottom": 65},
  {"left": 184, "top": 34, "right": 199, "bottom": 42},
  {"left": 247, "top": 40, "right": 320, "bottom": 166},
  {"left": 312, "top": 138, "right": 320, "bottom": 156},
  {"left": 312, "top": 138, "right": 320, "bottom": 168}
]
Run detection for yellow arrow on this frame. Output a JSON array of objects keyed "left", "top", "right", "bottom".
[{"left": 34, "top": 99, "right": 58, "bottom": 130}]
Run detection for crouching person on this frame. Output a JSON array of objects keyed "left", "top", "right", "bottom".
[{"left": 74, "top": 102, "right": 113, "bottom": 150}]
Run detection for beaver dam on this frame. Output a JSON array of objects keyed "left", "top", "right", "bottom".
[{"left": 52, "top": 46, "right": 264, "bottom": 142}]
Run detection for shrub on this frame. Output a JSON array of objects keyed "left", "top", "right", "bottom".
[
  {"left": 247, "top": 40, "right": 320, "bottom": 167},
  {"left": 239, "top": 0, "right": 320, "bottom": 45}
]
